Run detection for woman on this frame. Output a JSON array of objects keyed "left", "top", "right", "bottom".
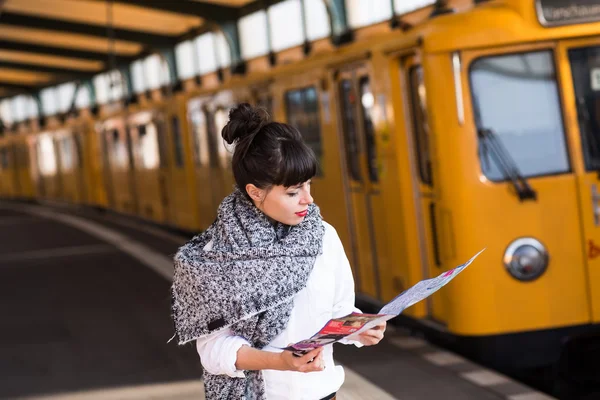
[{"left": 171, "top": 103, "right": 386, "bottom": 400}]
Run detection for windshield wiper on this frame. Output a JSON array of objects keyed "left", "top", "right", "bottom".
[{"left": 478, "top": 128, "right": 537, "bottom": 201}]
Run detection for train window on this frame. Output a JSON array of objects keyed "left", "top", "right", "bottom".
[
  {"left": 74, "top": 135, "right": 83, "bottom": 167},
  {"left": 171, "top": 117, "right": 184, "bottom": 168},
  {"left": 0, "top": 148, "right": 7, "bottom": 169},
  {"left": 408, "top": 66, "right": 433, "bottom": 186},
  {"left": 285, "top": 86, "right": 323, "bottom": 175},
  {"left": 60, "top": 137, "right": 74, "bottom": 171},
  {"left": 154, "top": 121, "right": 169, "bottom": 169},
  {"left": 190, "top": 108, "right": 210, "bottom": 167},
  {"left": 339, "top": 79, "right": 362, "bottom": 181},
  {"left": 470, "top": 50, "right": 570, "bottom": 180},
  {"left": 569, "top": 46, "right": 600, "bottom": 171},
  {"left": 138, "top": 123, "right": 160, "bottom": 169},
  {"left": 359, "top": 76, "right": 379, "bottom": 183},
  {"left": 215, "top": 107, "right": 233, "bottom": 169},
  {"left": 11, "top": 144, "right": 19, "bottom": 168},
  {"left": 204, "top": 107, "right": 220, "bottom": 168},
  {"left": 258, "top": 96, "right": 273, "bottom": 117}
]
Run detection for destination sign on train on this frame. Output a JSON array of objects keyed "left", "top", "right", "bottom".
[{"left": 537, "top": 0, "right": 600, "bottom": 26}]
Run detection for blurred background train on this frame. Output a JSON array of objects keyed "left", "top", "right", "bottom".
[{"left": 1, "top": 0, "right": 600, "bottom": 390}]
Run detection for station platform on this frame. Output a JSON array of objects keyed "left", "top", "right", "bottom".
[{"left": 0, "top": 201, "right": 557, "bottom": 400}]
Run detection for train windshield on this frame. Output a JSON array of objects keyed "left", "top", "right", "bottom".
[
  {"left": 568, "top": 46, "right": 600, "bottom": 171},
  {"left": 470, "top": 50, "right": 570, "bottom": 181}
]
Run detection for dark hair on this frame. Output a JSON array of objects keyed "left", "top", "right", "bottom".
[{"left": 221, "top": 103, "right": 317, "bottom": 195}]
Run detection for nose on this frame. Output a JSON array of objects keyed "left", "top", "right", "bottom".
[{"left": 300, "top": 190, "right": 313, "bottom": 205}]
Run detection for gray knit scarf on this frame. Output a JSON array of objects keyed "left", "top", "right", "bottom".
[{"left": 171, "top": 188, "right": 325, "bottom": 399}]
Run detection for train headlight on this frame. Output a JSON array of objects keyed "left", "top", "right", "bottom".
[{"left": 503, "top": 238, "right": 548, "bottom": 281}]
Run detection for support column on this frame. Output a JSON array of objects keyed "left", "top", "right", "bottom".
[
  {"left": 324, "top": 0, "right": 353, "bottom": 46},
  {"left": 217, "top": 20, "right": 246, "bottom": 75},
  {"left": 160, "top": 48, "right": 178, "bottom": 85},
  {"left": 119, "top": 65, "right": 134, "bottom": 98}
]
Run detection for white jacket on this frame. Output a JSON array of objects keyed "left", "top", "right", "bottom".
[{"left": 196, "top": 221, "right": 362, "bottom": 400}]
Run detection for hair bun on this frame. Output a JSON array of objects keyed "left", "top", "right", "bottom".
[{"left": 221, "top": 103, "right": 270, "bottom": 145}]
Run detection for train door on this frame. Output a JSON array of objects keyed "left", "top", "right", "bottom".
[
  {"left": 211, "top": 91, "right": 236, "bottom": 200},
  {"left": 560, "top": 38, "right": 600, "bottom": 323},
  {"left": 99, "top": 125, "right": 115, "bottom": 208},
  {"left": 401, "top": 56, "right": 440, "bottom": 319},
  {"left": 11, "top": 142, "right": 21, "bottom": 197},
  {"left": 155, "top": 113, "right": 172, "bottom": 224},
  {"left": 127, "top": 112, "right": 165, "bottom": 222},
  {"left": 165, "top": 98, "right": 198, "bottom": 231},
  {"left": 333, "top": 65, "right": 383, "bottom": 299},
  {"left": 188, "top": 97, "right": 219, "bottom": 230},
  {"left": 124, "top": 124, "right": 139, "bottom": 215},
  {"left": 72, "top": 126, "right": 88, "bottom": 204}
]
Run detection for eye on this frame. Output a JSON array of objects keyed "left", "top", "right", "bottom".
[{"left": 287, "top": 192, "right": 298, "bottom": 197}]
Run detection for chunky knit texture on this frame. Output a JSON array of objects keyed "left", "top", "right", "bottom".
[{"left": 171, "top": 188, "right": 325, "bottom": 399}]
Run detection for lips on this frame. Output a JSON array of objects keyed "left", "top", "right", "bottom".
[{"left": 295, "top": 210, "right": 308, "bottom": 217}]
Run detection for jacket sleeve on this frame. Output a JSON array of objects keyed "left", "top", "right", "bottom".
[
  {"left": 329, "top": 225, "right": 364, "bottom": 347},
  {"left": 196, "top": 328, "right": 251, "bottom": 377}
]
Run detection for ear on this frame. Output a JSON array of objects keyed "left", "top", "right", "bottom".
[{"left": 245, "top": 184, "right": 264, "bottom": 203}]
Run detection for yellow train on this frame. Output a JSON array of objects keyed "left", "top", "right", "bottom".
[{"left": 1, "top": 0, "right": 599, "bottom": 376}]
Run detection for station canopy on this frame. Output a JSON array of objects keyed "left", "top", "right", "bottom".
[{"left": 0, "top": 0, "right": 439, "bottom": 122}]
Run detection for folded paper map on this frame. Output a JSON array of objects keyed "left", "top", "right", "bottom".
[{"left": 283, "top": 249, "right": 485, "bottom": 355}]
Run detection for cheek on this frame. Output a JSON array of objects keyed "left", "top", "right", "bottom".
[{"left": 272, "top": 196, "right": 297, "bottom": 216}]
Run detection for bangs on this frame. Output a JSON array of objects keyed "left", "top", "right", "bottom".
[{"left": 275, "top": 139, "right": 317, "bottom": 187}]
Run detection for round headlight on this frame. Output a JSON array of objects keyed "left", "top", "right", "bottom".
[{"left": 503, "top": 238, "right": 548, "bottom": 281}]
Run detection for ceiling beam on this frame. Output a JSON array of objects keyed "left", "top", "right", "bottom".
[
  {"left": 0, "top": 61, "right": 97, "bottom": 79},
  {"left": 0, "top": 12, "right": 179, "bottom": 48},
  {"left": 0, "top": 80, "right": 38, "bottom": 93},
  {"left": 0, "top": 39, "right": 140, "bottom": 63},
  {"left": 102, "top": 0, "right": 239, "bottom": 21}
]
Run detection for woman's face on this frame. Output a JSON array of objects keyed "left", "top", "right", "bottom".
[{"left": 248, "top": 181, "right": 313, "bottom": 226}]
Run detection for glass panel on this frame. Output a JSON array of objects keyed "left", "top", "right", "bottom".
[
  {"left": 339, "top": 79, "right": 362, "bottom": 181},
  {"left": 38, "top": 135, "right": 57, "bottom": 176},
  {"left": 171, "top": 116, "right": 184, "bottom": 168},
  {"left": 41, "top": 88, "right": 58, "bottom": 115},
  {"left": 408, "top": 66, "right": 433, "bottom": 185},
  {"left": 470, "top": 50, "right": 570, "bottom": 180},
  {"left": 238, "top": 11, "right": 269, "bottom": 59},
  {"left": 145, "top": 54, "right": 162, "bottom": 90},
  {"left": 569, "top": 46, "right": 600, "bottom": 171},
  {"left": 58, "top": 83, "right": 76, "bottom": 113},
  {"left": 0, "top": 148, "right": 8, "bottom": 169},
  {"left": 214, "top": 107, "right": 233, "bottom": 168},
  {"left": 75, "top": 85, "right": 91, "bottom": 109},
  {"left": 346, "top": 0, "right": 392, "bottom": 29},
  {"left": 393, "top": 0, "right": 435, "bottom": 14},
  {"left": 60, "top": 137, "right": 74, "bottom": 171},
  {"left": 74, "top": 134, "right": 83, "bottom": 168},
  {"left": 93, "top": 74, "right": 109, "bottom": 105},
  {"left": 189, "top": 107, "right": 210, "bottom": 166},
  {"left": 257, "top": 95, "right": 273, "bottom": 118},
  {"left": 359, "top": 76, "right": 379, "bottom": 183},
  {"left": 195, "top": 33, "right": 217, "bottom": 74},
  {"left": 204, "top": 107, "right": 220, "bottom": 168},
  {"left": 285, "top": 86, "right": 323, "bottom": 175},
  {"left": 138, "top": 124, "right": 160, "bottom": 169},
  {"left": 268, "top": 0, "right": 304, "bottom": 52},
  {"left": 176, "top": 40, "right": 196, "bottom": 80},
  {"left": 304, "top": 0, "right": 330, "bottom": 41},
  {"left": 215, "top": 32, "right": 231, "bottom": 68},
  {"left": 154, "top": 120, "right": 169, "bottom": 169},
  {"left": 131, "top": 60, "right": 146, "bottom": 94}
]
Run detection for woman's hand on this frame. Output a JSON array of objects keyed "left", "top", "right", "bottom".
[
  {"left": 357, "top": 322, "right": 386, "bottom": 346},
  {"left": 278, "top": 346, "right": 325, "bottom": 373}
]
